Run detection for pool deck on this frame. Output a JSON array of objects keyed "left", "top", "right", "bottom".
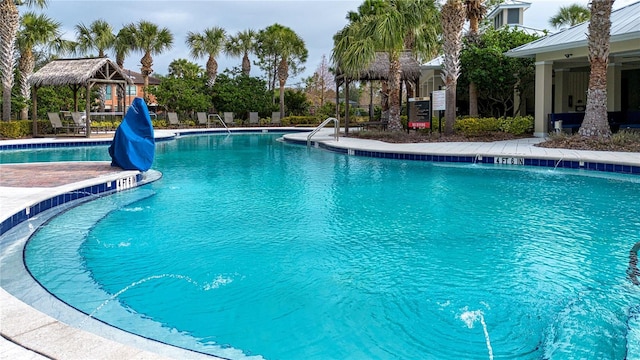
[{"left": 1, "top": 128, "right": 639, "bottom": 359}]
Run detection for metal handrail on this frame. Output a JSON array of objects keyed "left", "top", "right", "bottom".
[
  {"left": 210, "top": 113, "right": 230, "bottom": 133},
  {"left": 307, "top": 117, "right": 339, "bottom": 147}
]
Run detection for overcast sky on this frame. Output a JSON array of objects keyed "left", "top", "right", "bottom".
[{"left": 34, "top": 0, "right": 638, "bottom": 85}]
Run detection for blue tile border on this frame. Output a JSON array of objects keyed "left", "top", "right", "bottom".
[
  {"left": 290, "top": 139, "right": 640, "bottom": 176},
  {"left": 0, "top": 173, "right": 143, "bottom": 237}
]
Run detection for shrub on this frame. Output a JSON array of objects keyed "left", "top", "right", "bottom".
[
  {"left": 453, "top": 115, "right": 534, "bottom": 136},
  {"left": 454, "top": 117, "right": 501, "bottom": 136},
  {"left": 0, "top": 120, "right": 37, "bottom": 138},
  {"left": 499, "top": 115, "right": 534, "bottom": 135}
]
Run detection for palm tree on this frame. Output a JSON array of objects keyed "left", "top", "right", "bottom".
[
  {"left": 465, "top": 0, "right": 486, "bottom": 116},
  {"left": 74, "top": 19, "right": 114, "bottom": 57},
  {"left": 333, "top": 0, "right": 440, "bottom": 132},
  {"left": 168, "top": 58, "right": 204, "bottom": 79},
  {"left": 114, "top": 26, "right": 135, "bottom": 111},
  {"left": 225, "top": 29, "right": 256, "bottom": 76},
  {"left": 185, "top": 26, "right": 226, "bottom": 87},
  {"left": 74, "top": 19, "right": 115, "bottom": 111},
  {"left": 578, "top": 0, "right": 613, "bottom": 138},
  {"left": 549, "top": 4, "right": 590, "bottom": 30},
  {"left": 255, "top": 24, "right": 308, "bottom": 117},
  {"left": 1, "top": 0, "right": 47, "bottom": 121},
  {"left": 125, "top": 20, "right": 173, "bottom": 101},
  {"left": 441, "top": 0, "right": 466, "bottom": 135},
  {"left": 15, "top": 12, "right": 62, "bottom": 120}
]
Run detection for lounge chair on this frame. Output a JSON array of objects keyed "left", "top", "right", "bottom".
[
  {"left": 248, "top": 112, "right": 260, "bottom": 126},
  {"left": 223, "top": 112, "right": 237, "bottom": 127},
  {"left": 271, "top": 111, "right": 281, "bottom": 126},
  {"left": 167, "top": 112, "right": 180, "bottom": 128},
  {"left": 47, "top": 112, "right": 80, "bottom": 134},
  {"left": 196, "top": 112, "right": 211, "bottom": 127},
  {"left": 71, "top": 112, "right": 86, "bottom": 128}
]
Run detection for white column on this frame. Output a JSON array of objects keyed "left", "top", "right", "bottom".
[
  {"left": 554, "top": 69, "right": 569, "bottom": 113},
  {"left": 607, "top": 62, "right": 622, "bottom": 111},
  {"left": 534, "top": 61, "right": 553, "bottom": 137}
]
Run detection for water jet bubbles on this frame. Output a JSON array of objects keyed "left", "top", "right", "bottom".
[{"left": 459, "top": 306, "right": 494, "bottom": 360}]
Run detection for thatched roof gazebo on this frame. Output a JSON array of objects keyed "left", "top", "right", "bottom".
[
  {"left": 334, "top": 51, "right": 422, "bottom": 131},
  {"left": 29, "top": 57, "right": 133, "bottom": 138}
]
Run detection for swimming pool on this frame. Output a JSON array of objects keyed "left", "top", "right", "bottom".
[{"left": 11, "top": 134, "right": 640, "bottom": 359}]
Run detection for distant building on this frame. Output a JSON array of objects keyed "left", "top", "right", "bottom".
[{"left": 103, "top": 69, "right": 160, "bottom": 112}]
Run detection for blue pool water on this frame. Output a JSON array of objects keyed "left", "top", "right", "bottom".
[{"left": 13, "top": 134, "right": 640, "bottom": 359}]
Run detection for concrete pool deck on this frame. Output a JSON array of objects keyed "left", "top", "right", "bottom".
[{"left": 1, "top": 128, "right": 639, "bottom": 359}]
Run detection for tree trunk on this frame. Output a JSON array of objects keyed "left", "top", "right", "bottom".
[
  {"left": 441, "top": 0, "right": 466, "bottom": 135},
  {"left": 469, "top": 82, "right": 478, "bottom": 116},
  {"left": 141, "top": 52, "right": 153, "bottom": 101},
  {"left": 1, "top": 0, "right": 19, "bottom": 121},
  {"left": 242, "top": 52, "right": 250, "bottom": 76},
  {"left": 206, "top": 55, "right": 218, "bottom": 87},
  {"left": 578, "top": 0, "right": 613, "bottom": 138},
  {"left": 18, "top": 52, "right": 33, "bottom": 120},
  {"left": 277, "top": 57, "right": 288, "bottom": 116},
  {"left": 444, "top": 83, "right": 457, "bottom": 135},
  {"left": 387, "top": 56, "right": 403, "bottom": 131}
]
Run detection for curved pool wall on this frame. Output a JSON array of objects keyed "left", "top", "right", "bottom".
[
  {"left": 1, "top": 128, "right": 640, "bottom": 360},
  {"left": 291, "top": 131, "right": 640, "bottom": 175}
]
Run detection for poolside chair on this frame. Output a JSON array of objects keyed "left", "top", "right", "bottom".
[
  {"left": 196, "top": 112, "right": 210, "bottom": 127},
  {"left": 271, "top": 111, "right": 281, "bottom": 126},
  {"left": 223, "top": 112, "right": 237, "bottom": 127},
  {"left": 47, "top": 112, "right": 81, "bottom": 135},
  {"left": 167, "top": 112, "right": 180, "bottom": 128},
  {"left": 71, "top": 112, "right": 86, "bottom": 128},
  {"left": 248, "top": 112, "right": 260, "bottom": 127}
]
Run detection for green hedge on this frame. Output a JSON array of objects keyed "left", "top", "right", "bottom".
[
  {"left": 454, "top": 115, "right": 534, "bottom": 136},
  {"left": 0, "top": 120, "right": 54, "bottom": 138}
]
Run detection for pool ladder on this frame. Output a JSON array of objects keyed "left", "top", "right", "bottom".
[
  {"left": 210, "top": 114, "right": 231, "bottom": 134},
  {"left": 307, "top": 117, "right": 339, "bottom": 147}
]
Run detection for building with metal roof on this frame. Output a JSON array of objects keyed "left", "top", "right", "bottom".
[{"left": 506, "top": 1, "right": 640, "bottom": 136}]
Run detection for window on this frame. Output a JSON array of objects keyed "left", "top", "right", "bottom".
[
  {"left": 507, "top": 9, "right": 520, "bottom": 24},
  {"left": 105, "top": 86, "right": 112, "bottom": 100},
  {"left": 127, "top": 85, "right": 137, "bottom": 96},
  {"left": 493, "top": 12, "right": 503, "bottom": 29}
]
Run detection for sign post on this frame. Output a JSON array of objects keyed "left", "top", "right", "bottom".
[{"left": 432, "top": 90, "right": 446, "bottom": 135}]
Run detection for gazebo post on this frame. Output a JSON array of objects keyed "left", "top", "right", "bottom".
[
  {"left": 345, "top": 78, "right": 350, "bottom": 135},
  {"left": 85, "top": 83, "right": 91, "bottom": 138},
  {"left": 335, "top": 78, "right": 340, "bottom": 122},
  {"left": 369, "top": 81, "right": 374, "bottom": 122},
  {"left": 31, "top": 85, "right": 38, "bottom": 137}
]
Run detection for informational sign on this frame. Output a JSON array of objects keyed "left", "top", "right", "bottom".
[
  {"left": 432, "top": 90, "right": 446, "bottom": 111},
  {"left": 408, "top": 97, "right": 431, "bottom": 130}
]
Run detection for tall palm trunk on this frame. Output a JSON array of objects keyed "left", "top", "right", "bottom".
[
  {"left": 277, "top": 57, "right": 288, "bottom": 116},
  {"left": 242, "top": 52, "right": 250, "bottom": 76},
  {"left": 140, "top": 52, "right": 153, "bottom": 101},
  {"left": 387, "top": 55, "right": 403, "bottom": 131},
  {"left": 116, "top": 56, "right": 125, "bottom": 112},
  {"left": 578, "top": 0, "right": 613, "bottom": 138},
  {"left": 466, "top": 0, "right": 484, "bottom": 116},
  {"left": 206, "top": 55, "right": 218, "bottom": 87},
  {"left": 1, "top": 0, "right": 19, "bottom": 121},
  {"left": 441, "top": 0, "right": 466, "bottom": 135},
  {"left": 18, "top": 49, "right": 35, "bottom": 120}
]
